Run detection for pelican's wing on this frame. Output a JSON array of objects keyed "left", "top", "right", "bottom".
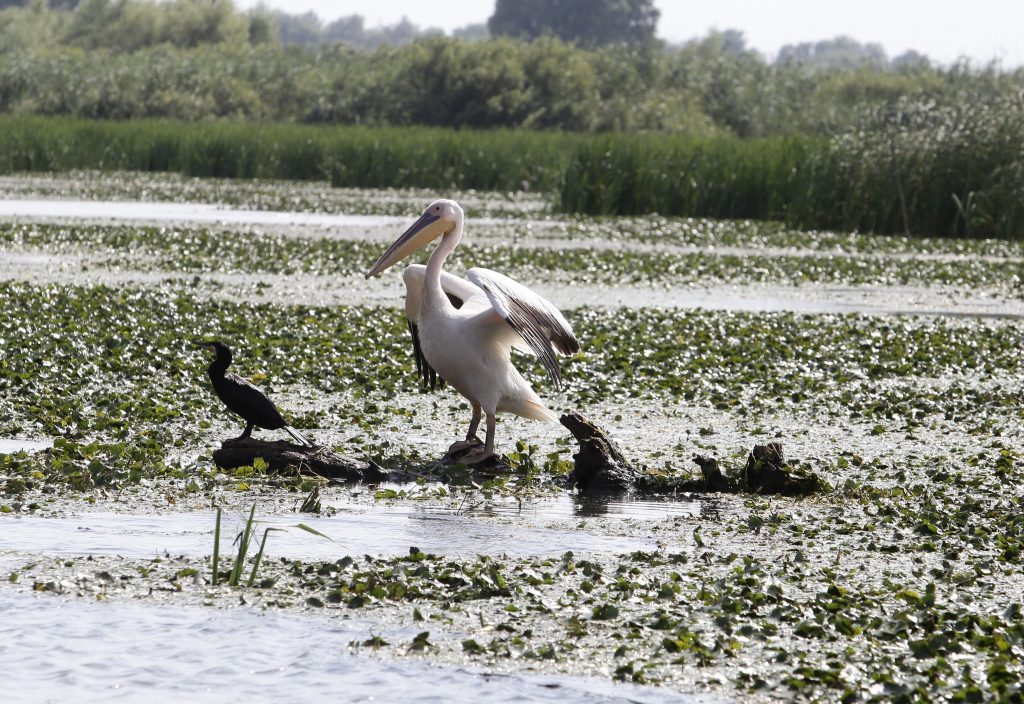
[
  {"left": 466, "top": 267, "right": 580, "bottom": 390},
  {"left": 401, "top": 265, "right": 487, "bottom": 391}
]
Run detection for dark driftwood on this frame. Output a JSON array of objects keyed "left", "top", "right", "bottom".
[
  {"left": 560, "top": 414, "right": 825, "bottom": 497},
  {"left": 212, "top": 439, "right": 385, "bottom": 483},
  {"left": 561, "top": 412, "right": 643, "bottom": 492},
  {"left": 741, "top": 442, "right": 824, "bottom": 496}
]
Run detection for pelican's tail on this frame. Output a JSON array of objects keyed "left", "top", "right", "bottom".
[
  {"left": 285, "top": 426, "right": 315, "bottom": 447},
  {"left": 506, "top": 398, "right": 560, "bottom": 423}
]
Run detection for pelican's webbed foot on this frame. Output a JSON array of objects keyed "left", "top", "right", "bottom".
[
  {"left": 442, "top": 438, "right": 504, "bottom": 468},
  {"left": 459, "top": 446, "right": 499, "bottom": 466},
  {"left": 447, "top": 436, "right": 482, "bottom": 454}
]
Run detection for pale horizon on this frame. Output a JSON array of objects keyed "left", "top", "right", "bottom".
[{"left": 235, "top": 0, "right": 1024, "bottom": 67}]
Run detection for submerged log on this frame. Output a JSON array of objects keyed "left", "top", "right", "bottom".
[
  {"left": 560, "top": 413, "right": 826, "bottom": 497},
  {"left": 212, "top": 438, "right": 385, "bottom": 483},
  {"left": 742, "top": 442, "right": 825, "bottom": 496},
  {"left": 561, "top": 412, "right": 643, "bottom": 493}
]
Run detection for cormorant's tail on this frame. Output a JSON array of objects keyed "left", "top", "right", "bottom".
[{"left": 285, "top": 426, "right": 315, "bottom": 447}]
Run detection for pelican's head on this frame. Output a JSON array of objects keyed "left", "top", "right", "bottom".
[{"left": 365, "top": 199, "right": 462, "bottom": 278}]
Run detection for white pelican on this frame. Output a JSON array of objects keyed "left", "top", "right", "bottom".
[{"left": 365, "top": 199, "right": 580, "bottom": 463}]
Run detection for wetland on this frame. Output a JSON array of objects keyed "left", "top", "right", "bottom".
[{"left": 1, "top": 172, "right": 1023, "bottom": 702}]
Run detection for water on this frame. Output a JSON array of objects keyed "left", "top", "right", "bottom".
[
  {"left": 0, "top": 198, "right": 526, "bottom": 234},
  {"left": 0, "top": 198, "right": 407, "bottom": 229},
  {"left": 0, "top": 592, "right": 703, "bottom": 704},
  {"left": 0, "top": 438, "right": 52, "bottom": 454},
  {"left": 0, "top": 507, "right": 665, "bottom": 562}
]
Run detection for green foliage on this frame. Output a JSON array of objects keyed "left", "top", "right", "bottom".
[
  {"left": 558, "top": 133, "right": 819, "bottom": 221},
  {"left": 488, "top": 0, "right": 659, "bottom": 47},
  {"left": 1, "top": 110, "right": 1023, "bottom": 237},
  {"left": 0, "top": 11, "right": 1020, "bottom": 138}
]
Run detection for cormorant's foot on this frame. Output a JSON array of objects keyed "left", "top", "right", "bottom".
[{"left": 223, "top": 436, "right": 248, "bottom": 446}]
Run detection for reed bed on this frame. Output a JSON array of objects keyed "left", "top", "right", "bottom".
[
  {"left": 558, "top": 95, "right": 1024, "bottom": 239},
  {"left": 2, "top": 109, "right": 1022, "bottom": 239},
  {"left": 0, "top": 116, "right": 576, "bottom": 192}
]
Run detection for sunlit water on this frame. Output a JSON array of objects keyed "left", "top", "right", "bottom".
[
  {"left": 0, "top": 198, "right": 406, "bottom": 229},
  {"left": 0, "top": 438, "right": 52, "bottom": 454},
  {"left": 0, "top": 198, "right": 524, "bottom": 233},
  {"left": 0, "top": 504, "right": 674, "bottom": 562},
  {"left": 0, "top": 592, "right": 703, "bottom": 704},
  {"left": 2, "top": 197, "right": 1022, "bottom": 318}
]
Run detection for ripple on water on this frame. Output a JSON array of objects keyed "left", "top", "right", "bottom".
[{"left": 0, "top": 592, "right": 705, "bottom": 703}]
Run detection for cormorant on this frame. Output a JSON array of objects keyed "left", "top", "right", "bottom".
[{"left": 200, "top": 340, "right": 313, "bottom": 447}]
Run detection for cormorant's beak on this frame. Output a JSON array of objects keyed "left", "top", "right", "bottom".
[{"left": 365, "top": 212, "right": 449, "bottom": 278}]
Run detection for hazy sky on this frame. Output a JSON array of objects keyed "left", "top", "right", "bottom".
[{"left": 237, "top": 0, "right": 1024, "bottom": 66}]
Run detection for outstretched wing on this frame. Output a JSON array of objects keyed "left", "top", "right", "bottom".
[
  {"left": 402, "top": 265, "right": 483, "bottom": 391},
  {"left": 466, "top": 267, "right": 580, "bottom": 390}
]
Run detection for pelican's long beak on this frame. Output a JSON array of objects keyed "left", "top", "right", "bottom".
[{"left": 365, "top": 212, "right": 448, "bottom": 278}]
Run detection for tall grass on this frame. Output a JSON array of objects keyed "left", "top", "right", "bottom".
[
  {"left": 2, "top": 109, "right": 1022, "bottom": 239},
  {"left": 558, "top": 94, "right": 1024, "bottom": 238},
  {"left": 790, "top": 95, "right": 1024, "bottom": 239},
  {"left": 557, "top": 133, "right": 820, "bottom": 221},
  {"left": 0, "top": 115, "right": 578, "bottom": 191}
]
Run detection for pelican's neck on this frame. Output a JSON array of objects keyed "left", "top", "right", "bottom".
[{"left": 423, "top": 216, "right": 463, "bottom": 309}]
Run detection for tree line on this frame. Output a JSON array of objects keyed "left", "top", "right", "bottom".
[{"left": 0, "top": 0, "right": 1020, "bottom": 137}]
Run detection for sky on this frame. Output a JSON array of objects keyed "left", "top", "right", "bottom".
[{"left": 236, "top": 0, "right": 1024, "bottom": 67}]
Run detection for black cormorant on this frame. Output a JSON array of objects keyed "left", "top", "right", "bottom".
[{"left": 200, "top": 340, "right": 312, "bottom": 447}]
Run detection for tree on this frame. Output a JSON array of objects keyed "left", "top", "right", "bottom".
[
  {"left": 488, "top": 0, "right": 658, "bottom": 47},
  {"left": 776, "top": 36, "right": 887, "bottom": 71},
  {"left": 452, "top": 22, "right": 488, "bottom": 41},
  {"left": 272, "top": 10, "right": 322, "bottom": 46}
]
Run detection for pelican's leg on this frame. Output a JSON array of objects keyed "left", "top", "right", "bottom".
[
  {"left": 461, "top": 413, "right": 498, "bottom": 465},
  {"left": 466, "top": 404, "right": 482, "bottom": 442},
  {"left": 484, "top": 413, "right": 496, "bottom": 455},
  {"left": 226, "top": 423, "right": 255, "bottom": 445},
  {"left": 448, "top": 403, "right": 482, "bottom": 453}
]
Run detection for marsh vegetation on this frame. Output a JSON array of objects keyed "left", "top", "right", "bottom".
[{"left": 1, "top": 173, "right": 1022, "bottom": 701}]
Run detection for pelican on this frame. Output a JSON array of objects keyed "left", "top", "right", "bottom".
[{"left": 365, "top": 199, "right": 579, "bottom": 463}]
